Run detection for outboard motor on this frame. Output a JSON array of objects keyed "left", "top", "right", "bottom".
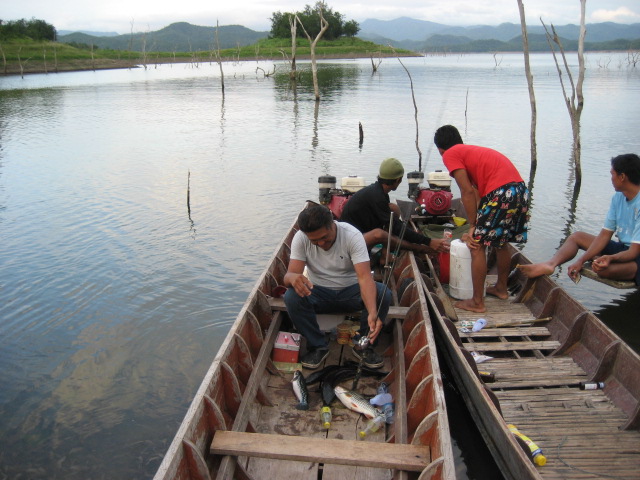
[
  {"left": 413, "top": 170, "right": 453, "bottom": 217},
  {"left": 318, "top": 175, "right": 365, "bottom": 219},
  {"left": 318, "top": 176, "right": 336, "bottom": 204},
  {"left": 407, "top": 171, "right": 424, "bottom": 200}
]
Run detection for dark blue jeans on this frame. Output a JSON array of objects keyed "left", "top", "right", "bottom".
[{"left": 284, "top": 282, "right": 392, "bottom": 350}]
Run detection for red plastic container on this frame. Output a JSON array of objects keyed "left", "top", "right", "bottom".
[{"left": 438, "top": 252, "right": 450, "bottom": 284}]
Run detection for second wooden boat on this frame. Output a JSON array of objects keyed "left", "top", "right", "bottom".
[{"left": 407, "top": 200, "right": 640, "bottom": 480}]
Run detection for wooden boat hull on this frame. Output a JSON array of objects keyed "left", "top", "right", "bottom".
[
  {"left": 411, "top": 209, "right": 640, "bottom": 480},
  {"left": 154, "top": 207, "right": 456, "bottom": 480}
]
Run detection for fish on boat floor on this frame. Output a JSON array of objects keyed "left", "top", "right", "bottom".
[{"left": 241, "top": 335, "right": 401, "bottom": 479}]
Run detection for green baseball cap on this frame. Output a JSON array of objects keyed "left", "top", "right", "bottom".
[{"left": 379, "top": 157, "right": 405, "bottom": 180}]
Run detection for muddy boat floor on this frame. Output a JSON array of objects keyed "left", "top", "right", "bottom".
[
  {"left": 452, "top": 281, "right": 640, "bottom": 479},
  {"left": 237, "top": 335, "right": 406, "bottom": 479}
]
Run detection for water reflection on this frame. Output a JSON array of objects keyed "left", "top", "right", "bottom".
[
  {"left": 273, "top": 62, "right": 361, "bottom": 101},
  {"left": 595, "top": 288, "right": 640, "bottom": 353},
  {"left": 560, "top": 160, "right": 581, "bottom": 252}
]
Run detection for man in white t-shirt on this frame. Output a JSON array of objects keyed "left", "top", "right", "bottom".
[
  {"left": 520, "top": 153, "right": 640, "bottom": 284},
  {"left": 284, "top": 205, "right": 391, "bottom": 369}
]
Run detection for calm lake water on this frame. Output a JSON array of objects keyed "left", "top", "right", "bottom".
[{"left": 1, "top": 53, "right": 639, "bottom": 479}]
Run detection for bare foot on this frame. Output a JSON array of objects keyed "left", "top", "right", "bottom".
[
  {"left": 486, "top": 285, "right": 509, "bottom": 299},
  {"left": 517, "top": 262, "right": 555, "bottom": 279},
  {"left": 454, "top": 298, "right": 486, "bottom": 313}
]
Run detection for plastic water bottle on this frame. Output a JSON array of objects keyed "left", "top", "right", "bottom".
[
  {"left": 508, "top": 424, "right": 546, "bottom": 466},
  {"left": 320, "top": 406, "right": 332, "bottom": 429},
  {"left": 579, "top": 381, "right": 605, "bottom": 390},
  {"left": 359, "top": 414, "right": 385, "bottom": 439},
  {"left": 376, "top": 382, "right": 395, "bottom": 424},
  {"left": 472, "top": 318, "right": 487, "bottom": 332}
]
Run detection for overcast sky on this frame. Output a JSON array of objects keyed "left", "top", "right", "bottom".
[{"left": 4, "top": 0, "right": 640, "bottom": 34}]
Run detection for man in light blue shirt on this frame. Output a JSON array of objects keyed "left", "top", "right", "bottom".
[{"left": 520, "top": 153, "right": 640, "bottom": 285}]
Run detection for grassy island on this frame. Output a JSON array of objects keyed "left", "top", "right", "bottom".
[{"left": 0, "top": 37, "right": 418, "bottom": 76}]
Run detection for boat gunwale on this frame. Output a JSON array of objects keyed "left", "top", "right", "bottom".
[{"left": 419, "top": 236, "right": 640, "bottom": 479}]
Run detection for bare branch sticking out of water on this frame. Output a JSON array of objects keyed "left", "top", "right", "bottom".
[
  {"left": 214, "top": 20, "right": 225, "bottom": 94},
  {"left": 393, "top": 49, "right": 422, "bottom": 170},
  {"left": 187, "top": 170, "right": 196, "bottom": 238},
  {"left": 187, "top": 170, "right": 191, "bottom": 219},
  {"left": 464, "top": 88, "right": 469, "bottom": 134},
  {"left": 370, "top": 54, "right": 382, "bottom": 74}
]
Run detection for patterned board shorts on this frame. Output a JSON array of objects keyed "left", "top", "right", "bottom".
[{"left": 473, "top": 182, "right": 530, "bottom": 248}]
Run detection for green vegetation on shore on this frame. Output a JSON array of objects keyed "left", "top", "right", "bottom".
[{"left": 0, "top": 37, "right": 414, "bottom": 76}]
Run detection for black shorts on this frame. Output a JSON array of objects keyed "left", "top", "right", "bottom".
[{"left": 601, "top": 240, "right": 640, "bottom": 285}]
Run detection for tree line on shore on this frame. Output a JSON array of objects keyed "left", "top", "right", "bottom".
[{"left": 0, "top": 18, "right": 56, "bottom": 41}]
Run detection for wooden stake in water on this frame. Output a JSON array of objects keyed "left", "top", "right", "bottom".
[{"left": 187, "top": 170, "right": 191, "bottom": 218}]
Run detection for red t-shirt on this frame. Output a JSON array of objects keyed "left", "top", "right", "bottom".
[{"left": 442, "top": 144, "right": 523, "bottom": 197}]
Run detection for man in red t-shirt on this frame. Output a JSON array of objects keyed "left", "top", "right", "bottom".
[{"left": 434, "top": 125, "right": 529, "bottom": 313}]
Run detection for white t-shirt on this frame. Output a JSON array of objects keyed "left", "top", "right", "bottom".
[{"left": 290, "top": 221, "right": 370, "bottom": 289}]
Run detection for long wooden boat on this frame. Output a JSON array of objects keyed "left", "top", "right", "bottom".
[
  {"left": 406, "top": 201, "right": 640, "bottom": 480},
  {"left": 154, "top": 204, "right": 455, "bottom": 480}
]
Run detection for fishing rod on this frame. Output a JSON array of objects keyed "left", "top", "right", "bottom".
[{"left": 352, "top": 206, "right": 416, "bottom": 389}]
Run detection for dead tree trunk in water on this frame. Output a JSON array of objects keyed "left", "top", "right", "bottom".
[
  {"left": 517, "top": 0, "right": 538, "bottom": 185},
  {"left": 370, "top": 54, "right": 382, "bottom": 74},
  {"left": 541, "top": 0, "right": 586, "bottom": 192},
  {"left": 215, "top": 20, "right": 225, "bottom": 95},
  {"left": 397, "top": 56, "right": 422, "bottom": 170},
  {"left": 42, "top": 45, "right": 48, "bottom": 74},
  {"left": 0, "top": 44, "right": 7, "bottom": 75},
  {"left": 187, "top": 170, "right": 191, "bottom": 218},
  {"left": 288, "top": 14, "right": 297, "bottom": 80},
  {"left": 297, "top": 7, "right": 329, "bottom": 102}
]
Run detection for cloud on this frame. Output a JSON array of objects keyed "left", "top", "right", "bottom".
[{"left": 591, "top": 7, "right": 640, "bottom": 23}]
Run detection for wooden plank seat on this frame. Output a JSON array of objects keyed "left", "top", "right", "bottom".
[
  {"left": 268, "top": 297, "right": 410, "bottom": 318},
  {"left": 458, "top": 326, "right": 551, "bottom": 338},
  {"left": 210, "top": 431, "right": 431, "bottom": 472},
  {"left": 463, "top": 340, "right": 561, "bottom": 352},
  {"left": 580, "top": 263, "right": 636, "bottom": 289}
]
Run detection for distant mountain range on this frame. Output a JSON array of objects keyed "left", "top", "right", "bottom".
[
  {"left": 58, "top": 23, "right": 269, "bottom": 52},
  {"left": 57, "top": 18, "right": 640, "bottom": 53},
  {"left": 358, "top": 17, "right": 640, "bottom": 51},
  {"left": 58, "top": 30, "right": 119, "bottom": 37}
]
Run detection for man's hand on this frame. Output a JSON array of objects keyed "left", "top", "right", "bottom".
[
  {"left": 461, "top": 232, "right": 481, "bottom": 250},
  {"left": 430, "top": 238, "right": 450, "bottom": 253},
  {"left": 567, "top": 260, "right": 584, "bottom": 280},
  {"left": 592, "top": 255, "right": 611, "bottom": 273},
  {"left": 367, "top": 313, "right": 383, "bottom": 343},
  {"left": 291, "top": 273, "right": 314, "bottom": 297}
]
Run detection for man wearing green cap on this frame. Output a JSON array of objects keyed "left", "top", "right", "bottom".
[{"left": 340, "top": 158, "right": 449, "bottom": 256}]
